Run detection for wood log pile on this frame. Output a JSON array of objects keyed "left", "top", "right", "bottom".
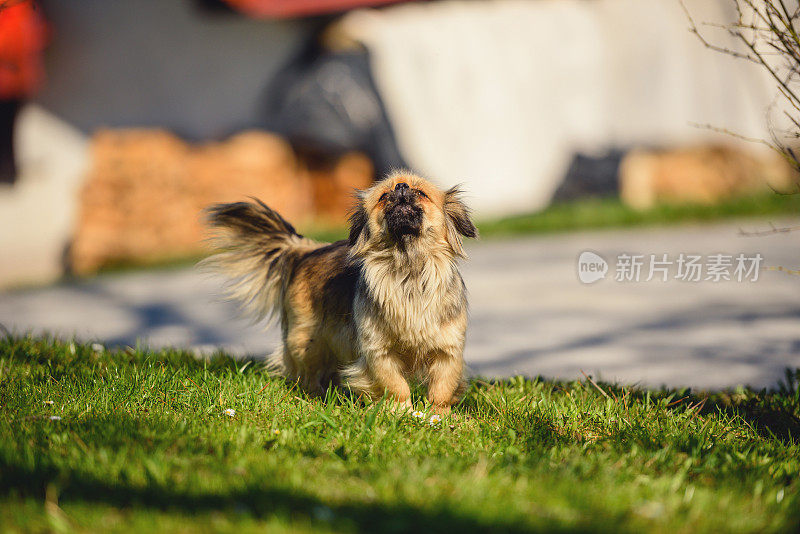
[
  {"left": 70, "top": 129, "right": 372, "bottom": 274},
  {"left": 619, "top": 145, "right": 797, "bottom": 210}
]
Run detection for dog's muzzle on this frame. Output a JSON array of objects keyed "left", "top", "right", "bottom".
[{"left": 385, "top": 182, "right": 423, "bottom": 239}]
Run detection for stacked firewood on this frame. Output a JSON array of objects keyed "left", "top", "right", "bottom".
[
  {"left": 70, "top": 129, "right": 372, "bottom": 274},
  {"left": 619, "top": 145, "right": 797, "bottom": 210}
]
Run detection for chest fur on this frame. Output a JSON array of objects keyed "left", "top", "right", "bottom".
[{"left": 356, "top": 256, "right": 465, "bottom": 349}]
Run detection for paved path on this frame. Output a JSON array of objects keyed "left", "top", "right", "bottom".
[{"left": 2, "top": 218, "right": 800, "bottom": 390}]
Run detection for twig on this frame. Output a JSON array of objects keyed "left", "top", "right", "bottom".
[
  {"left": 681, "top": 0, "right": 800, "bottom": 173},
  {"left": 765, "top": 265, "right": 800, "bottom": 275},
  {"left": 185, "top": 376, "right": 201, "bottom": 390},
  {"left": 580, "top": 369, "right": 610, "bottom": 400},
  {"left": 271, "top": 380, "right": 299, "bottom": 404},
  {"left": 679, "top": 0, "right": 756, "bottom": 61},
  {"left": 687, "top": 397, "right": 708, "bottom": 421},
  {"left": 667, "top": 396, "right": 688, "bottom": 407},
  {"left": 738, "top": 223, "right": 800, "bottom": 236},
  {"left": 687, "top": 122, "right": 776, "bottom": 148}
]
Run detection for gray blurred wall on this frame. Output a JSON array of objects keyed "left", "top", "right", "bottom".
[{"left": 36, "top": 0, "right": 318, "bottom": 140}]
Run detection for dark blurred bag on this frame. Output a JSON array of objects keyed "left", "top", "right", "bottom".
[{"left": 265, "top": 48, "right": 407, "bottom": 178}]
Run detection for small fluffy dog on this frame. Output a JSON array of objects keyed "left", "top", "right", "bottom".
[{"left": 204, "top": 171, "right": 477, "bottom": 412}]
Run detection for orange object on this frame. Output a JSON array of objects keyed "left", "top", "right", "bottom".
[
  {"left": 223, "top": 0, "right": 410, "bottom": 18},
  {"left": 0, "top": 0, "right": 48, "bottom": 98}
]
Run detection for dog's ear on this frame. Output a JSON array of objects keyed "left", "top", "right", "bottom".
[
  {"left": 443, "top": 186, "right": 477, "bottom": 257},
  {"left": 348, "top": 193, "right": 370, "bottom": 255},
  {"left": 444, "top": 186, "right": 477, "bottom": 238}
]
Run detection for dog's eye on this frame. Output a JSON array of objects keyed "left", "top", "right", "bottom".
[
  {"left": 414, "top": 189, "right": 429, "bottom": 199},
  {"left": 379, "top": 192, "right": 388, "bottom": 202}
]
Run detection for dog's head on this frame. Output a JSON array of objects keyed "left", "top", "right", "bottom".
[{"left": 349, "top": 171, "right": 477, "bottom": 258}]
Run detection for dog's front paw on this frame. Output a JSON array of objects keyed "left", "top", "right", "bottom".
[{"left": 387, "top": 397, "right": 413, "bottom": 414}]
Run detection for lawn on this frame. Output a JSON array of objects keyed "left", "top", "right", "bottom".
[
  {"left": 1, "top": 336, "right": 798, "bottom": 533},
  {"left": 475, "top": 192, "right": 800, "bottom": 238}
]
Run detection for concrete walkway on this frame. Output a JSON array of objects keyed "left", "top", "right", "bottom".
[{"left": 2, "top": 218, "right": 799, "bottom": 390}]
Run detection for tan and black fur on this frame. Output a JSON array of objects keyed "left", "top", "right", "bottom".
[{"left": 203, "top": 171, "right": 477, "bottom": 412}]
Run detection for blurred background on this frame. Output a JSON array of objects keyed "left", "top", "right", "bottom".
[{"left": 1, "top": 0, "right": 799, "bottom": 389}]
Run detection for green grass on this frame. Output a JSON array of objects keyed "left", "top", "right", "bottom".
[
  {"left": 1, "top": 336, "right": 799, "bottom": 533},
  {"left": 476, "top": 193, "right": 800, "bottom": 238}
]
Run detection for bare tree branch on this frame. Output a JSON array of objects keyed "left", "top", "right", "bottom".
[
  {"left": 738, "top": 222, "right": 800, "bottom": 236},
  {"left": 766, "top": 265, "right": 800, "bottom": 275},
  {"left": 681, "top": 0, "right": 800, "bottom": 175}
]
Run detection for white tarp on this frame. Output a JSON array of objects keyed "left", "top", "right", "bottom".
[
  {"left": 339, "top": 0, "right": 781, "bottom": 216},
  {"left": 0, "top": 106, "right": 89, "bottom": 287}
]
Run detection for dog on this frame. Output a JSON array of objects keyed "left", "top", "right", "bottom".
[{"left": 203, "top": 171, "right": 477, "bottom": 412}]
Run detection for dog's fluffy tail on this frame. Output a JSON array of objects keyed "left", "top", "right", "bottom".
[{"left": 201, "top": 199, "right": 317, "bottom": 323}]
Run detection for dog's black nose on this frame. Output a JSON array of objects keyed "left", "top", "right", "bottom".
[{"left": 394, "top": 182, "right": 409, "bottom": 192}]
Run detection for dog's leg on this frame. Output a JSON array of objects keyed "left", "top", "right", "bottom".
[
  {"left": 265, "top": 346, "right": 288, "bottom": 376},
  {"left": 426, "top": 350, "right": 465, "bottom": 414},
  {"left": 285, "top": 321, "right": 326, "bottom": 396},
  {"left": 371, "top": 352, "right": 412, "bottom": 411},
  {"left": 342, "top": 352, "right": 412, "bottom": 410}
]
